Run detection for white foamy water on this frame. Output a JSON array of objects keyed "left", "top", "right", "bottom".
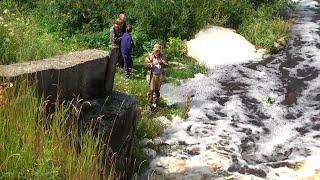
[
  {"left": 143, "top": 0, "right": 320, "bottom": 179},
  {"left": 187, "top": 26, "right": 261, "bottom": 68}
]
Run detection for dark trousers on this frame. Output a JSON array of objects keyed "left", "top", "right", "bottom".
[
  {"left": 116, "top": 51, "right": 124, "bottom": 68},
  {"left": 122, "top": 54, "right": 133, "bottom": 75},
  {"left": 105, "top": 48, "right": 118, "bottom": 94}
]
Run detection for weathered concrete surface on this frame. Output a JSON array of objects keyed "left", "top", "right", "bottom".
[
  {"left": 79, "top": 92, "right": 138, "bottom": 178},
  {"left": 0, "top": 49, "right": 109, "bottom": 102}
]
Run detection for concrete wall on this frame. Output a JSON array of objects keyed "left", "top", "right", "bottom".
[
  {"left": 0, "top": 49, "right": 111, "bottom": 102},
  {"left": 0, "top": 49, "right": 139, "bottom": 178}
]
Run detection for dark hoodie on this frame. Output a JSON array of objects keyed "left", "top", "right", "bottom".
[{"left": 121, "top": 32, "right": 134, "bottom": 55}]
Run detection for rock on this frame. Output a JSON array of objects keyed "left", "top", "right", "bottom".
[
  {"left": 79, "top": 91, "right": 138, "bottom": 177},
  {"left": 140, "top": 138, "right": 153, "bottom": 147},
  {"left": 187, "top": 146, "right": 201, "bottom": 155},
  {"left": 172, "top": 115, "right": 184, "bottom": 123},
  {"left": 277, "top": 37, "right": 287, "bottom": 47},
  {"left": 274, "top": 42, "right": 282, "bottom": 50},
  {"left": 256, "top": 48, "right": 270, "bottom": 59},
  {"left": 142, "top": 148, "right": 157, "bottom": 159},
  {"left": 208, "top": 163, "right": 222, "bottom": 171},
  {"left": 153, "top": 137, "right": 164, "bottom": 146},
  {"left": 154, "top": 116, "right": 171, "bottom": 127}
]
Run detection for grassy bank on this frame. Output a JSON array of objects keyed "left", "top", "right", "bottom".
[
  {"left": 0, "top": 0, "right": 293, "bottom": 65},
  {"left": 0, "top": 81, "right": 111, "bottom": 179}
]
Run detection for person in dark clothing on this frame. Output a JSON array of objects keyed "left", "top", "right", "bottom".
[
  {"left": 119, "top": 13, "right": 126, "bottom": 35},
  {"left": 121, "top": 26, "right": 134, "bottom": 77},
  {"left": 105, "top": 19, "right": 122, "bottom": 94},
  {"left": 115, "top": 13, "right": 126, "bottom": 68}
]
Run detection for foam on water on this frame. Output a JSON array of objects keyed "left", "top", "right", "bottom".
[
  {"left": 187, "top": 26, "right": 260, "bottom": 68},
  {"left": 143, "top": 0, "right": 320, "bottom": 179}
]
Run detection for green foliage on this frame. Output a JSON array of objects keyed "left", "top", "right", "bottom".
[
  {"left": 0, "top": 81, "right": 112, "bottom": 179},
  {"left": 165, "top": 37, "right": 186, "bottom": 61},
  {"left": 0, "top": 10, "right": 81, "bottom": 65},
  {"left": 1, "top": 0, "right": 292, "bottom": 64},
  {"left": 73, "top": 29, "right": 110, "bottom": 50},
  {"left": 141, "top": 39, "right": 165, "bottom": 55},
  {"left": 239, "top": 1, "right": 291, "bottom": 51},
  {"left": 38, "top": 0, "right": 127, "bottom": 35}
]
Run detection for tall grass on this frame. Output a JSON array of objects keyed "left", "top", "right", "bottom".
[
  {"left": 0, "top": 9, "right": 82, "bottom": 65},
  {"left": 0, "top": 81, "right": 113, "bottom": 179},
  {"left": 239, "top": 1, "right": 292, "bottom": 51}
]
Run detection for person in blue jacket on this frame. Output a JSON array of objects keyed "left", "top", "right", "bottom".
[{"left": 121, "top": 26, "right": 134, "bottom": 77}]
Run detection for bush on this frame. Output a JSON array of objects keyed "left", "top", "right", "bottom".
[
  {"left": 73, "top": 29, "right": 110, "bottom": 50},
  {"left": 0, "top": 0, "right": 291, "bottom": 63},
  {"left": 165, "top": 37, "right": 186, "bottom": 61},
  {"left": 38, "top": 0, "right": 127, "bottom": 35},
  {"left": 0, "top": 10, "right": 81, "bottom": 65},
  {"left": 239, "top": 1, "right": 291, "bottom": 51}
]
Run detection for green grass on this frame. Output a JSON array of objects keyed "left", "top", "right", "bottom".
[
  {"left": 0, "top": 80, "right": 114, "bottom": 179},
  {"left": 0, "top": 10, "right": 82, "bottom": 65},
  {"left": 239, "top": 2, "right": 293, "bottom": 51}
]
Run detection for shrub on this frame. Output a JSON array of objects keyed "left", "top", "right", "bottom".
[
  {"left": 239, "top": 1, "right": 291, "bottom": 51},
  {"left": 165, "top": 37, "right": 186, "bottom": 61},
  {"left": 0, "top": 10, "right": 82, "bottom": 65}
]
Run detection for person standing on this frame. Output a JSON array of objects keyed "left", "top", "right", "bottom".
[
  {"left": 118, "top": 13, "right": 127, "bottom": 35},
  {"left": 121, "top": 26, "right": 134, "bottom": 77},
  {"left": 105, "top": 19, "right": 122, "bottom": 95},
  {"left": 117, "top": 13, "right": 126, "bottom": 68},
  {"left": 145, "top": 44, "right": 167, "bottom": 109}
]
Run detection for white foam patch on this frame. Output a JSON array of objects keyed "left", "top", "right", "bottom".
[{"left": 187, "top": 26, "right": 260, "bottom": 68}]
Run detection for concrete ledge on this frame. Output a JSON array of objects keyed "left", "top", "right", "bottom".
[{"left": 0, "top": 49, "right": 109, "bottom": 101}]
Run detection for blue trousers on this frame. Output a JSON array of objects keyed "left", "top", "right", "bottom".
[{"left": 122, "top": 54, "right": 133, "bottom": 75}]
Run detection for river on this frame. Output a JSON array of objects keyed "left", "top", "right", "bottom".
[{"left": 143, "top": 0, "right": 320, "bottom": 179}]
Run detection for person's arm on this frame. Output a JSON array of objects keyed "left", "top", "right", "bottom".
[
  {"left": 109, "top": 27, "right": 115, "bottom": 44},
  {"left": 145, "top": 55, "right": 153, "bottom": 69},
  {"left": 130, "top": 36, "right": 134, "bottom": 49},
  {"left": 115, "top": 30, "right": 122, "bottom": 45},
  {"left": 159, "top": 54, "right": 167, "bottom": 68}
]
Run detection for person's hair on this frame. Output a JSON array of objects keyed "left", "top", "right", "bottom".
[
  {"left": 119, "top": 13, "right": 126, "bottom": 21},
  {"left": 126, "top": 26, "right": 132, "bottom": 32}
]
